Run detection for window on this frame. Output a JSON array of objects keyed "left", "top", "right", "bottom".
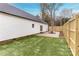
[{"left": 32, "top": 24, "right": 34, "bottom": 28}]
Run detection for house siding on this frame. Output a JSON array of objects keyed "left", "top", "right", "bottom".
[{"left": 0, "top": 12, "right": 48, "bottom": 41}]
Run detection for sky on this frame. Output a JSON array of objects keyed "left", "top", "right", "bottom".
[
  {"left": 10, "top": 3, "right": 79, "bottom": 16},
  {"left": 10, "top": 3, "right": 40, "bottom": 16}
]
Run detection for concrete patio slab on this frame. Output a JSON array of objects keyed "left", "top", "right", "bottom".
[{"left": 36, "top": 32, "right": 60, "bottom": 38}]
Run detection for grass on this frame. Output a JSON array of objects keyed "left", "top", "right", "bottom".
[{"left": 0, "top": 35, "right": 72, "bottom": 56}]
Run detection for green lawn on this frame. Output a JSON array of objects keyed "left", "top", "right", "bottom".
[{"left": 0, "top": 35, "right": 72, "bottom": 56}]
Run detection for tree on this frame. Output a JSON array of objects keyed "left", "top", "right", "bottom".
[
  {"left": 40, "top": 3, "right": 49, "bottom": 21},
  {"left": 40, "top": 3, "right": 63, "bottom": 33},
  {"left": 60, "top": 9, "right": 72, "bottom": 25},
  {"left": 48, "top": 3, "right": 63, "bottom": 33}
]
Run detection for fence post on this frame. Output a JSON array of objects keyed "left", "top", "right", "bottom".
[
  {"left": 68, "top": 22, "right": 70, "bottom": 48},
  {"left": 75, "top": 16, "right": 79, "bottom": 56}
]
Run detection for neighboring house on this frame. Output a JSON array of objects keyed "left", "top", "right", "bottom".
[{"left": 0, "top": 3, "right": 48, "bottom": 41}]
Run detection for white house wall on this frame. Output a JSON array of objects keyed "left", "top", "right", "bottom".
[{"left": 0, "top": 13, "right": 48, "bottom": 41}]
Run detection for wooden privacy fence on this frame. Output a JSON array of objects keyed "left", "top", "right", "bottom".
[
  {"left": 63, "top": 14, "right": 79, "bottom": 56},
  {"left": 53, "top": 26, "right": 62, "bottom": 32},
  {"left": 49, "top": 26, "right": 62, "bottom": 32}
]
